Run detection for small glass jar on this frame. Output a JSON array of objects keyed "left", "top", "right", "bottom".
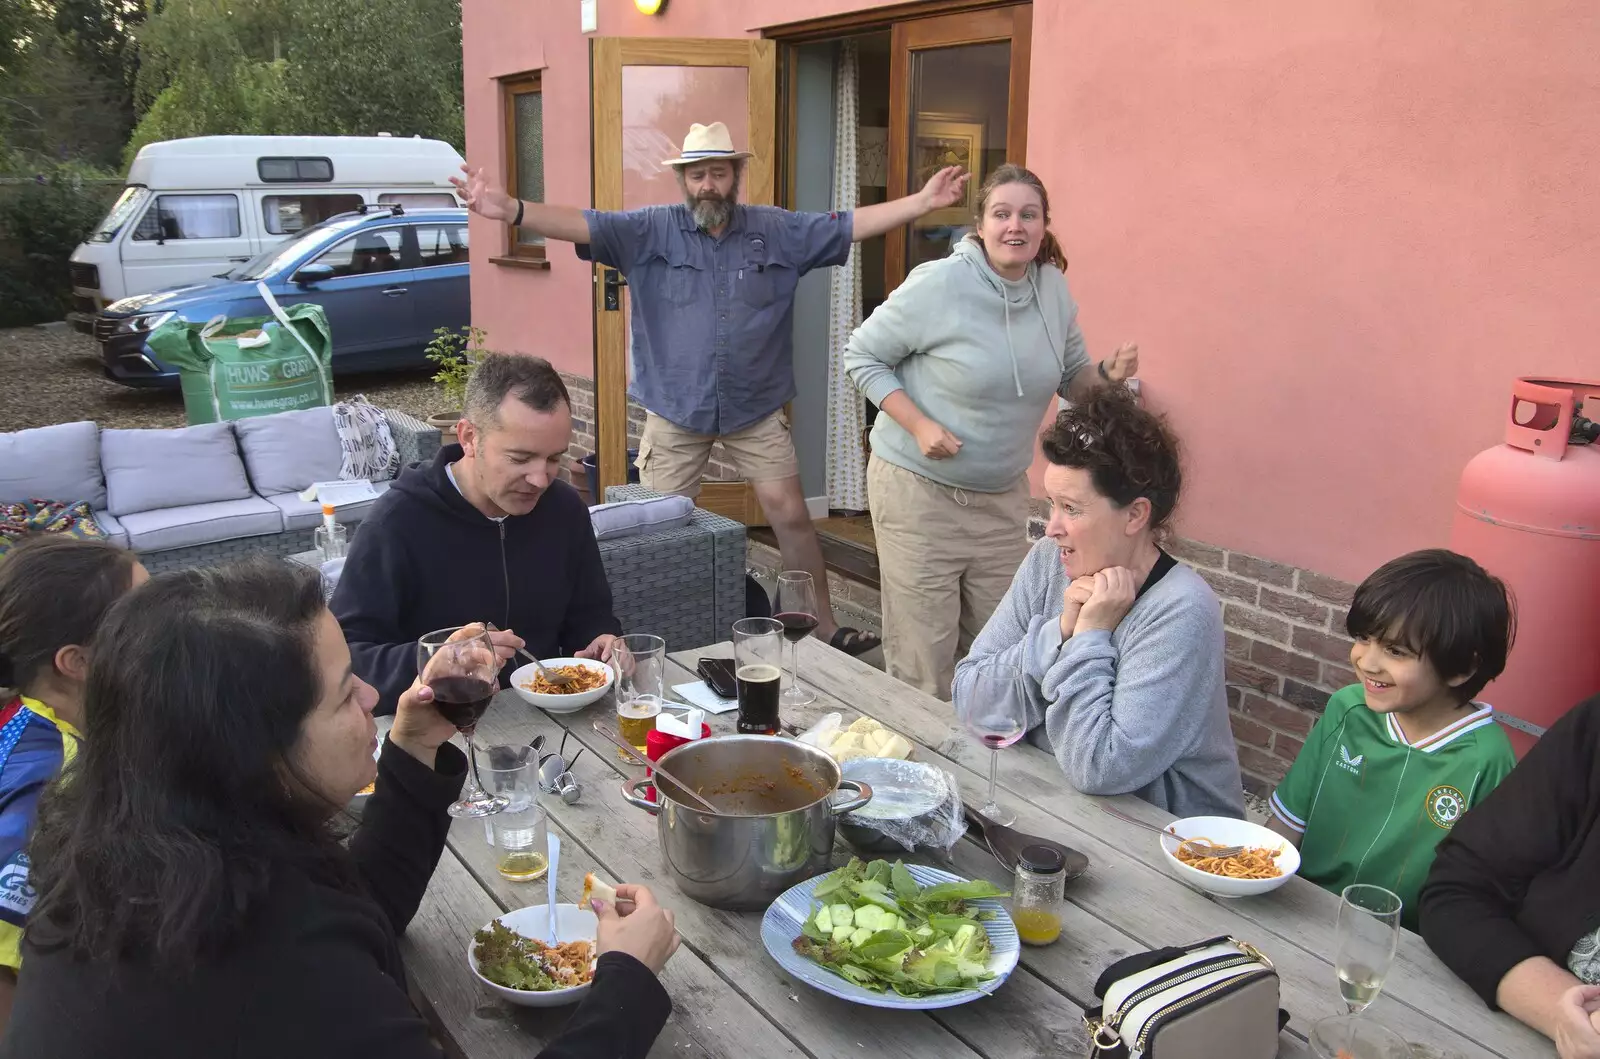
[
  {"left": 314, "top": 520, "right": 346, "bottom": 563},
  {"left": 1012, "top": 844, "right": 1066, "bottom": 946}
]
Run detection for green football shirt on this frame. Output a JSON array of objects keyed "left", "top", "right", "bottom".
[{"left": 1269, "top": 684, "right": 1516, "bottom": 929}]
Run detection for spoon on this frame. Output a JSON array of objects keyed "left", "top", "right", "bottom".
[
  {"left": 964, "top": 805, "right": 1090, "bottom": 880},
  {"left": 545, "top": 832, "right": 561, "bottom": 944},
  {"left": 589, "top": 719, "right": 722, "bottom": 814}
]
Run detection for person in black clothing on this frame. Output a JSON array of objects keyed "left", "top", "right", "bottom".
[
  {"left": 1419, "top": 693, "right": 1600, "bottom": 1059},
  {"left": 0, "top": 560, "right": 678, "bottom": 1058},
  {"left": 333, "top": 352, "right": 623, "bottom": 710}
]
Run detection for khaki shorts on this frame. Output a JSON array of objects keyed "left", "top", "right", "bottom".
[{"left": 637, "top": 410, "right": 799, "bottom": 499}]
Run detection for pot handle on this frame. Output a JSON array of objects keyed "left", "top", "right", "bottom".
[
  {"left": 829, "top": 779, "right": 873, "bottom": 816},
  {"left": 621, "top": 778, "right": 661, "bottom": 816}
]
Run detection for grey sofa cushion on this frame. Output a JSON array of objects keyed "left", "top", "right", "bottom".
[
  {"left": 234, "top": 406, "right": 344, "bottom": 496},
  {"left": 589, "top": 495, "right": 695, "bottom": 540},
  {"left": 102, "top": 422, "right": 253, "bottom": 516},
  {"left": 264, "top": 483, "right": 390, "bottom": 531},
  {"left": 93, "top": 509, "right": 129, "bottom": 548},
  {"left": 118, "top": 496, "right": 284, "bottom": 552},
  {"left": 0, "top": 421, "right": 106, "bottom": 508}
]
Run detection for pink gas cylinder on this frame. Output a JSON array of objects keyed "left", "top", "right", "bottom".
[{"left": 1450, "top": 377, "right": 1600, "bottom": 756}]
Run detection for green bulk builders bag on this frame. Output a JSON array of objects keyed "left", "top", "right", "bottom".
[{"left": 146, "top": 282, "right": 333, "bottom": 425}]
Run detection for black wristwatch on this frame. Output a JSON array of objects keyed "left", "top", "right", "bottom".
[
  {"left": 512, "top": 200, "right": 525, "bottom": 228},
  {"left": 1098, "top": 359, "right": 1112, "bottom": 382}
]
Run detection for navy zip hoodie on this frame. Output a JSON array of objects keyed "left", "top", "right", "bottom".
[{"left": 331, "top": 445, "right": 621, "bottom": 711}]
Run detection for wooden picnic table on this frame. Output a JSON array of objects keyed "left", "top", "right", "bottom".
[{"left": 400, "top": 638, "right": 1552, "bottom": 1059}]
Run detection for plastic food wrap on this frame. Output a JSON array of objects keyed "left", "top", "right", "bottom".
[
  {"left": 797, "top": 712, "right": 914, "bottom": 762},
  {"left": 837, "top": 757, "right": 967, "bottom": 854}
]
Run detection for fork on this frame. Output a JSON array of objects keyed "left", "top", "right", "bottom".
[
  {"left": 487, "top": 623, "right": 576, "bottom": 688},
  {"left": 1099, "top": 804, "right": 1246, "bottom": 858}
]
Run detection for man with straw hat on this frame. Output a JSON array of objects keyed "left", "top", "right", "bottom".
[{"left": 453, "top": 121, "right": 969, "bottom": 656}]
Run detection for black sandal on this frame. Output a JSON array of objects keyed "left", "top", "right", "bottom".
[{"left": 828, "top": 626, "right": 881, "bottom": 657}]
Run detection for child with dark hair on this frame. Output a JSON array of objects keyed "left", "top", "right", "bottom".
[
  {"left": 0, "top": 536, "right": 146, "bottom": 1030},
  {"left": 1268, "top": 548, "right": 1517, "bottom": 927}
]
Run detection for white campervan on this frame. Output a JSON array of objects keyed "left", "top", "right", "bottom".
[{"left": 68, "top": 134, "right": 464, "bottom": 331}]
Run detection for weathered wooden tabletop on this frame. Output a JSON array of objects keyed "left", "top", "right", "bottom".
[{"left": 399, "top": 638, "right": 1551, "bottom": 1059}]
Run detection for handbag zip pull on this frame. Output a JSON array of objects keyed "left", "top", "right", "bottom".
[{"left": 1235, "top": 939, "right": 1274, "bottom": 970}]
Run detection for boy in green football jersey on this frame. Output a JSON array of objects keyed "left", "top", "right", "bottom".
[{"left": 1268, "top": 549, "right": 1517, "bottom": 929}]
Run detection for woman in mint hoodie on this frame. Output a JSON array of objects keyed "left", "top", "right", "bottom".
[{"left": 844, "top": 164, "right": 1138, "bottom": 700}]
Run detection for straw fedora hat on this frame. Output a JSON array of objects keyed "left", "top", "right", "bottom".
[{"left": 661, "top": 122, "right": 754, "bottom": 167}]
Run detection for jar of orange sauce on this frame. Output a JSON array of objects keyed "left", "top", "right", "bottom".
[{"left": 1012, "top": 845, "right": 1065, "bottom": 946}]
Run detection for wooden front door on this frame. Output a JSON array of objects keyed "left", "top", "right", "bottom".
[
  {"left": 885, "top": 4, "right": 1033, "bottom": 291},
  {"left": 589, "top": 37, "right": 777, "bottom": 525}
]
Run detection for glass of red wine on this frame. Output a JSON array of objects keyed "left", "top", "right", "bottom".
[
  {"left": 418, "top": 625, "right": 508, "bottom": 818},
  {"left": 954, "top": 662, "right": 1026, "bottom": 827},
  {"left": 773, "top": 570, "right": 819, "bottom": 707}
]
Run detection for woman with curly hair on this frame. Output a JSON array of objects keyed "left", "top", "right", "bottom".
[{"left": 953, "top": 389, "right": 1244, "bottom": 818}]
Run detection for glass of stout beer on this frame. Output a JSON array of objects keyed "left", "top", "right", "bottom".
[
  {"left": 418, "top": 625, "right": 508, "bottom": 818},
  {"left": 732, "top": 617, "right": 785, "bottom": 735}
]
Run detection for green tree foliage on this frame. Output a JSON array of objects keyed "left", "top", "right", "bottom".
[
  {"left": 0, "top": 164, "right": 120, "bottom": 326},
  {"left": 127, "top": 0, "right": 463, "bottom": 163},
  {"left": 2, "top": 0, "right": 143, "bottom": 172}
]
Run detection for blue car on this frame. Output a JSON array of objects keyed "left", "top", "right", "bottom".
[{"left": 94, "top": 204, "right": 470, "bottom": 387}]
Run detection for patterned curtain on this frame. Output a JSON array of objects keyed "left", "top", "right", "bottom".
[{"left": 825, "top": 40, "right": 868, "bottom": 513}]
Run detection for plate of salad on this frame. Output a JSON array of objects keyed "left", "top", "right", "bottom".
[{"left": 760, "top": 858, "right": 1019, "bottom": 1010}]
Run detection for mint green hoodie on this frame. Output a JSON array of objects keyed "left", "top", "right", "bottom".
[{"left": 843, "top": 237, "right": 1091, "bottom": 492}]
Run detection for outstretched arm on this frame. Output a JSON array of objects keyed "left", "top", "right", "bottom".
[
  {"left": 850, "top": 166, "right": 970, "bottom": 242},
  {"left": 451, "top": 164, "right": 592, "bottom": 244}
]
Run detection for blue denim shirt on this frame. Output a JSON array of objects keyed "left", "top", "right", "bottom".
[{"left": 578, "top": 204, "right": 853, "bottom": 435}]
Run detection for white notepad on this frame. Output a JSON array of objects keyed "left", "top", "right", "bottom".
[
  {"left": 298, "top": 479, "right": 382, "bottom": 506},
  {"left": 671, "top": 680, "right": 739, "bottom": 715}
]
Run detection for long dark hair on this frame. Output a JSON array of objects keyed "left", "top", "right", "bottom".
[
  {"left": 27, "top": 559, "right": 357, "bottom": 966},
  {"left": 971, "top": 163, "right": 1068, "bottom": 272},
  {"left": 1041, "top": 387, "right": 1184, "bottom": 533},
  {"left": 0, "top": 536, "right": 140, "bottom": 694}
]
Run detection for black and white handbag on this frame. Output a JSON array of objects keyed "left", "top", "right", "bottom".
[{"left": 1084, "top": 936, "right": 1287, "bottom": 1059}]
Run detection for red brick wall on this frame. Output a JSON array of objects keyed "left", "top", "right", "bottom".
[{"left": 1167, "top": 538, "right": 1357, "bottom": 796}]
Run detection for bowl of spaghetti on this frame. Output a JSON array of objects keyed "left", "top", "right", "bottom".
[
  {"left": 1158, "top": 816, "right": 1300, "bottom": 898},
  {"left": 510, "top": 657, "right": 615, "bottom": 714}
]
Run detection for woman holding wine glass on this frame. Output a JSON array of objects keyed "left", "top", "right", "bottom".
[
  {"left": 952, "top": 389, "right": 1244, "bottom": 820},
  {"left": 0, "top": 559, "right": 684, "bottom": 1059},
  {"left": 419, "top": 625, "right": 507, "bottom": 817}
]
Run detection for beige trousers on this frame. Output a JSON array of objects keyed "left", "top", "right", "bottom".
[{"left": 868, "top": 456, "right": 1033, "bottom": 701}]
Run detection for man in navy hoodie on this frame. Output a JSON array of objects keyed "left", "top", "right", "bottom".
[{"left": 332, "top": 353, "right": 621, "bottom": 711}]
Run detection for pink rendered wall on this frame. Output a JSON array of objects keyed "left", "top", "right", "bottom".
[{"left": 464, "top": 0, "right": 1600, "bottom": 582}]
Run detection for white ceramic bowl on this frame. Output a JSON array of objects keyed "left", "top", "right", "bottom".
[
  {"left": 509, "top": 658, "right": 614, "bottom": 714},
  {"left": 467, "top": 903, "right": 599, "bottom": 1007},
  {"left": 1158, "top": 815, "right": 1301, "bottom": 898}
]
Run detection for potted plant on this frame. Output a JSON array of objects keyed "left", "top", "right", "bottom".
[{"left": 424, "top": 325, "right": 492, "bottom": 445}]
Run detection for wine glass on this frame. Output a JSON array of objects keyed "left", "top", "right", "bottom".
[
  {"left": 773, "top": 570, "right": 819, "bottom": 707},
  {"left": 418, "top": 625, "right": 508, "bottom": 818},
  {"left": 1335, "top": 884, "right": 1403, "bottom": 1014},
  {"left": 954, "top": 662, "right": 1027, "bottom": 827}
]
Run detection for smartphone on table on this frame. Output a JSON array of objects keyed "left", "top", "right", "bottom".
[{"left": 696, "top": 657, "right": 737, "bottom": 700}]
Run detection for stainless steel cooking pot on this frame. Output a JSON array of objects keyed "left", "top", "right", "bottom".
[{"left": 621, "top": 735, "right": 872, "bottom": 910}]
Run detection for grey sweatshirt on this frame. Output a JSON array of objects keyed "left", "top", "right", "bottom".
[
  {"left": 843, "top": 238, "right": 1091, "bottom": 493},
  {"left": 953, "top": 538, "right": 1246, "bottom": 820}
]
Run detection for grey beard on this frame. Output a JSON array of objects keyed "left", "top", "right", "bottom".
[{"left": 690, "top": 195, "right": 735, "bottom": 231}]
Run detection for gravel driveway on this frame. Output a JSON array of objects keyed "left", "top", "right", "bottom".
[{"left": 1, "top": 325, "right": 445, "bottom": 432}]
